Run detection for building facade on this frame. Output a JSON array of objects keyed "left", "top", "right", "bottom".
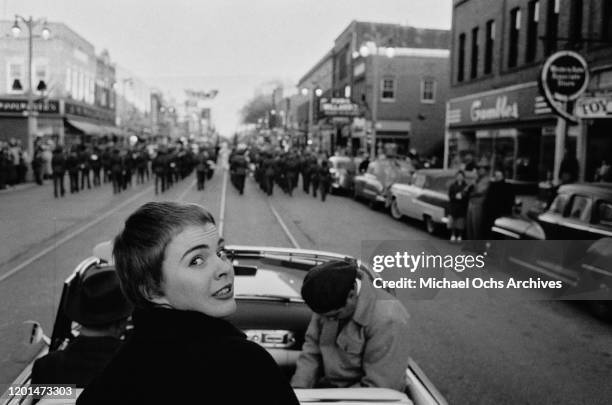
[
  {"left": 447, "top": 0, "right": 612, "bottom": 184},
  {"left": 296, "top": 50, "right": 334, "bottom": 150},
  {"left": 331, "top": 21, "right": 451, "bottom": 156},
  {"left": 0, "top": 21, "right": 120, "bottom": 148}
]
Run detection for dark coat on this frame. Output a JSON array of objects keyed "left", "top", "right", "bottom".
[
  {"left": 31, "top": 336, "right": 122, "bottom": 388},
  {"left": 484, "top": 179, "right": 515, "bottom": 232},
  {"left": 77, "top": 308, "right": 299, "bottom": 405},
  {"left": 448, "top": 180, "right": 469, "bottom": 218}
]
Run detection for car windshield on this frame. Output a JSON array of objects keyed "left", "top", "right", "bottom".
[{"left": 234, "top": 268, "right": 303, "bottom": 300}]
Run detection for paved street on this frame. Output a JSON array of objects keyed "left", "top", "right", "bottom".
[{"left": 1, "top": 170, "right": 611, "bottom": 404}]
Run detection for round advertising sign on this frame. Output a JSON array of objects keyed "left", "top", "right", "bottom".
[{"left": 541, "top": 51, "right": 589, "bottom": 102}]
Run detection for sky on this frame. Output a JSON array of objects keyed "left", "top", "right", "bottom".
[{"left": 2, "top": 0, "right": 452, "bottom": 135}]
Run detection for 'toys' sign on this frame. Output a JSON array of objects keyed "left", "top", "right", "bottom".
[{"left": 540, "top": 51, "right": 589, "bottom": 123}]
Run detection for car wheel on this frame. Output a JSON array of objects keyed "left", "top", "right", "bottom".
[
  {"left": 390, "top": 199, "right": 403, "bottom": 220},
  {"left": 424, "top": 216, "right": 437, "bottom": 235}
]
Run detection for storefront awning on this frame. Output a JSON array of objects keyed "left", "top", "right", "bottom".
[{"left": 65, "top": 119, "right": 105, "bottom": 136}]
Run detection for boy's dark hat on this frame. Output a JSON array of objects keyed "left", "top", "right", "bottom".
[{"left": 64, "top": 266, "right": 132, "bottom": 326}]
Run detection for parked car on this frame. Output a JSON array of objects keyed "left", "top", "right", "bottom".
[
  {"left": 329, "top": 156, "right": 358, "bottom": 194},
  {"left": 387, "top": 169, "right": 476, "bottom": 235},
  {"left": 3, "top": 243, "right": 448, "bottom": 405},
  {"left": 490, "top": 182, "right": 612, "bottom": 320},
  {"left": 353, "top": 158, "right": 415, "bottom": 209}
]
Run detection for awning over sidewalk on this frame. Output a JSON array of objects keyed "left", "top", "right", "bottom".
[{"left": 65, "top": 119, "right": 105, "bottom": 135}]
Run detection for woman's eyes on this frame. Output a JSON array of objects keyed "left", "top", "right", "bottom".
[{"left": 190, "top": 255, "right": 206, "bottom": 266}]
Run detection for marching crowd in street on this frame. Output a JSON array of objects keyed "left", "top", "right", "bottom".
[{"left": 229, "top": 145, "right": 335, "bottom": 202}]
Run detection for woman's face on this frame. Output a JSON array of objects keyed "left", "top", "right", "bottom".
[{"left": 154, "top": 224, "right": 236, "bottom": 317}]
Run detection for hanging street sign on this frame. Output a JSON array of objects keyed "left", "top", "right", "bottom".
[{"left": 540, "top": 51, "right": 589, "bottom": 124}]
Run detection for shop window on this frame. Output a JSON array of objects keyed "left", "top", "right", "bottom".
[
  {"left": 526, "top": 0, "right": 539, "bottom": 62},
  {"left": 457, "top": 33, "right": 466, "bottom": 82},
  {"left": 421, "top": 78, "right": 436, "bottom": 103},
  {"left": 596, "top": 201, "right": 612, "bottom": 227},
  {"left": 7, "top": 62, "right": 24, "bottom": 93},
  {"left": 381, "top": 78, "right": 395, "bottom": 102},
  {"left": 484, "top": 20, "right": 495, "bottom": 74},
  {"left": 603, "top": 0, "right": 612, "bottom": 41},
  {"left": 508, "top": 7, "right": 521, "bottom": 68},
  {"left": 470, "top": 26, "right": 479, "bottom": 79},
  {"left": 545, "top": 0, "right": 559, "bottom": 55},
  {"left": 567, "top": 195, "right": 592, "bottom": 222},
  {"left": 569, "top": 0, "right": 583, "bottom": 44}
]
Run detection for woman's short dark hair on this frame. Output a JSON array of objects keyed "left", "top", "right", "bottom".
[{"left": 113, "top": 202, "right": 216, "bottom": 309}]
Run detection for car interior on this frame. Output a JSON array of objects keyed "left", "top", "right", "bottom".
[{"left": 3, "top": 246, "right": 447, "bottom": 405}]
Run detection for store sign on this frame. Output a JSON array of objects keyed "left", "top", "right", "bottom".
[
  {"left": 540, "top": 51, "right": 589, "bottom": 123},
  {"left": 319, "top": 98, "right": 360, "bottom": 117},
  {"left": 575, "top": 96, "right": 612, "bottom": 118},
  {"left": 0, "top": 99, "right": 60, "bottom": 114},
  {"left": 65, "top": 102, "right": 115, "bottom": 124},
  {"left": 470, "top": 96, "right": 519, "bottom": 122}
]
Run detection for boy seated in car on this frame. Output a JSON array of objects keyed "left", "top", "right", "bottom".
[
  {"left": 291, "top": 260, "right": 410, "bottom": 392},
  {"left": 31, "top": 266, "right": 132, "bottom": 389}
]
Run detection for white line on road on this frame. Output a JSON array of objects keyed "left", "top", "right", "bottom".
[
  {"left": 177, "top": 178, "right": 196, "bottom": 202},
  {"left": 218, "top": 169, "right": 228, "bottom": 238},
  {"left": 0, "top": 185, "right": 153, "bottom": 284},
  {"left": 267, "top": 202, "right": 301, "bottom": 249}
]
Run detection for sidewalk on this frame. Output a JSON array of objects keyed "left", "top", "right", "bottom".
[{"left": 0, "top": 182, "right": 38, "bottom": 194}]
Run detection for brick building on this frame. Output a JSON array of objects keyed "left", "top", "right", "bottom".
[
  {"left": 331, "top": 21, "right": 450, "bottom": 156},
  {"left": 447, "top": 0, "right": 612, "bottom": 184}
]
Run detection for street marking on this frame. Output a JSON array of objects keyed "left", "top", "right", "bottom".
[
  {"left": 177, "top": 178, "right": 197, "bottom": 201},
  {"left": 268, "top": 202, "right": 301, "bottom": 249},
  {"left": 0, "top": 185, "right": 154, "bottom": 284},
  {"left": 218, "top": 169, "right": 228, "bottom": 238}
]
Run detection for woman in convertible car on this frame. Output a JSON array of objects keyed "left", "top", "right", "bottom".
[{"left": 77, "top": 202, "right": 299, "bottom": 405}]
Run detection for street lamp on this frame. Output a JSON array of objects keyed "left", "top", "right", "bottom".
[
  {"left": 11, "top": 15, "right": 51, "bottom": 164},
  {"left": 299, "top": 85, "right": 323, "bottom": 147},
  {"left": 358, "top": 35, "right": 395, "bottom": 160}
]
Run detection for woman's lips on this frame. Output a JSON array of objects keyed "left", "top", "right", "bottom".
[{"left": 212, "top": 283, "right": 233, "bottom": 299}]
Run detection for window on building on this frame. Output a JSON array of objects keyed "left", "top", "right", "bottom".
[
  {"left": 72, "top": 70, "right": 78, "bottom": 99},
  {"left": 338, "top": 48, "right": 348, "bottom": 80},
  {"left": 484, "top": 20, "right": 495, "bottom": 74},
  {"left": 457, "top": 33, "right": 466, "bottom": 82},
  {"left": 66, "top": 68, "right": 72, "bottom": 95},
  {"left": 603, "top": 0, "right": 612, "bottom": 41},
  {"left": 421, "top": 78, "right": 436, "bottom": 103},
  {"left": 470, "top": 27, "right": 479, "bottom": 79},
  {"left": 35, "top": 64, "right": 48, "bottom": 93},
  {"left": 381, "top": 77, "right": 395, "bottom": 101},
  {"left": 545, "top": 0, "right": 559, "bottom": 55},
  {"left": 508, "top": 7, "right": 521, "bottom": 68},
  {"left": 526, "top": 0, "right": 539, "bottom": 62},
  {"left": 569, "top": 0, "right": 583, "bottom": 44},
  {"left": 8, "top": 62, "right": 24, "bottom": 93},
  {"left": 344, "top": 85, "right": 351, "bottom": 98}
]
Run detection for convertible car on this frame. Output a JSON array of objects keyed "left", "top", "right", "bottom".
[{"left": 2, "top": 243, "right": 447, "bottom": 405}]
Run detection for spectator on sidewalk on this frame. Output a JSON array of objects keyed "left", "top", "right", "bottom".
[
  {"left": 448, "top": 170, "right": 469, "bottom": 242},
  {"left": 466, "top": 161, "right": 491, "bottom": 241}
]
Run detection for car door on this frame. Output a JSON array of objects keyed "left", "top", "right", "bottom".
[
  {"left": 590, "top": 199, "right": 612, "bottom": 238},
  {"left": 361, "top": 164, "right": 382, "bottom": 201},
  {"left": 537, "top": 192, "right": 570, "bottom": 239},
  {"left": 560, "top": 194, "right": 595, "bottom": 240},
  {"left": 402, "top": 173, "right": 425, "bottom": 219}
]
